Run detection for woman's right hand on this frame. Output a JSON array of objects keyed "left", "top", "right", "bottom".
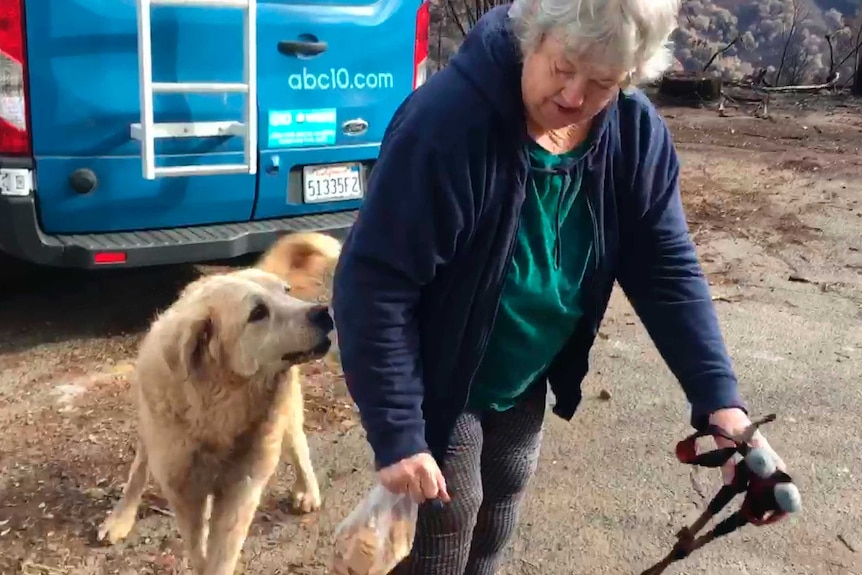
[{"left": 379, "top": 452, "right": 451, "bottom": 504}]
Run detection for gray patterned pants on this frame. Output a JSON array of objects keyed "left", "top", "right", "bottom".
[{"left": 391, "top": 385, "right": 546, "bottom": 575}]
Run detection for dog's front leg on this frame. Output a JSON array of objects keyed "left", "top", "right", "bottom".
[
  {"left": 161, "top": 469, "right": 209, "bottom": 575},
  {"left": 98, "top": 439, "right": 149, "bottom": 544},
  {"left": 161, "top": 482, "right": 210, "bottom": 574},
  {"left": 149, "top": 446, "right": 213, "bottom": 574},
  {"left": 204, "top": 426, "right": 284, "bottom": 574},
  {"left": 283, "top": 366, "right": 321, "bottom": 514},
  {"left": 204, "top": 472, "right": 270, "bottom": 575}
]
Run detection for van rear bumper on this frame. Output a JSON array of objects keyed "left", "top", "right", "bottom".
[{"left": 0, "top": 193, "right": 357, "bottom": 269}]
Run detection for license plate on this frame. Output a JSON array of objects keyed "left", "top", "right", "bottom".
[
  {"left": 0, "top": 168, "right": 33, "bottom": 197},
  {"left": 302, "top": 162, "right": 364, "bottom": 204}
]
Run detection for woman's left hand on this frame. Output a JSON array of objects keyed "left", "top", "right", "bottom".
[{"left": 709, "top": 407, "right": 788, "bottom": 485}]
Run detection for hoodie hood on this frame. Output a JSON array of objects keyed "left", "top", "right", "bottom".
[
  {"left": 448, "top": 5, "right": 526, "bottom": 132},
  {"left": 447, "top": 4, "right": 617, "bottom": 155}
]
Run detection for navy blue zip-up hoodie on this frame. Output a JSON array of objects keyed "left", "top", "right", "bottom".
[{"left": 332, "top": 5, "right": 746, "bottom": 469}]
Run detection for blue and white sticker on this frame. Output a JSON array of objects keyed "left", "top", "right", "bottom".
[{"left": 267, "top": 108, "right": 337, "bottom": 148}]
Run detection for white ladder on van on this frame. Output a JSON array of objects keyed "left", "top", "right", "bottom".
[{"left": 131, "top": 0, "right": 257, "bottom": 179}]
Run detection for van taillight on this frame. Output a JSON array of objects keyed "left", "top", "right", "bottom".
[
  {"left": 413, "top": 0, "right": 430, "bottom": 89},
  {"left": 0, "top": 0, "right": 30, "bottom": 155}
]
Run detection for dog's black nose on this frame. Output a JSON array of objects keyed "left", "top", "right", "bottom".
[{"left": 308, "top": 305, "right": 334, "bottom": 333}]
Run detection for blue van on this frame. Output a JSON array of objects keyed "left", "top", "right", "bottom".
[{"left": 0, "top": 0, "right": 430, "bottom": 268}]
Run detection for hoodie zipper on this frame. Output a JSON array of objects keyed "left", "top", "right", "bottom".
[
  {"left": 585, "top": 191, "right": 600, "bottom": 271},
  {"left": 460, "top": 218, "right": 520, "bottom": 415},
  {"left": 580, "top": 143, "right": 602, "bottom": 271},
  {"left": 583, "top": 181, "right": 603, "bottom": 330},
  {"left": 462, "top": 144, "right": 598, "bottom": 407},
  {"left": 552, "top": 159, "right": 587, "bottom": 270},
  {"left": 553, "top": 171, "right": 568, "bottom": 270},
  {"left": 459, "top": 153, "right": 528, "bottom": 412}
]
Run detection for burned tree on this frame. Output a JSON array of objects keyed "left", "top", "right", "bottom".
[
  {"left": 824, "top": 6, "right": 862, "bottom": 92},
  {"left": 430, "top": 0, "right": 509, "bottom": 68},
  {"left": 774, "top": 0, "right": 811, "bottom": 87},
  {"left": 702, "top": 35, "right": 743, "bottom": 73},
  {"left": 854, "top": 48, "right": 862, "bottom": 95},
  {"left": 657, "top": 34, "right": 744, "bottom": 103},
  {"left": 854, "top": 14, "right": 862, "bottom": 95}
]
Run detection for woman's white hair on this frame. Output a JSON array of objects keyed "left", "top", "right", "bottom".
[{"left": 508, "top": 0, "right": 681, "bottom": 89}]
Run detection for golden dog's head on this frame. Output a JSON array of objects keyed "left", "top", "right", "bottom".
[
  {"left": 256, "top": 232, "right": 343, "bottom": 364},
  {"left": 256, "top": 231, "right": 341, "bottom": 303},
  {"left": 164, "top": 268, "right": 334, "bottom": 382}
]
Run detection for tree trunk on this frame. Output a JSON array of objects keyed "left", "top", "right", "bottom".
[{"left": 854, "top": 49, "right": 862, "bottom": 95}]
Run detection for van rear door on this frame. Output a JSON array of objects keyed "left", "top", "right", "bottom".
[
  {"left": 252, "top": 0, "right": 428, "bottom": 220},
  {"left": 24, "top": 2, "right": 256, "bottom": 235}
]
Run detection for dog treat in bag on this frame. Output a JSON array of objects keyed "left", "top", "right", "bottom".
[{"left": 330, "top": 483, "right": 418, "bottom": 575}]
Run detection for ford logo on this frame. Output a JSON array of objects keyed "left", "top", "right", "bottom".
[{"left": 342, "top": 118, "right": 368, "bottom": 136}]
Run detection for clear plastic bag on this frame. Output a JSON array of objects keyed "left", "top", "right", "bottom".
[{"left": 329, "top": 483, "right": 418, "bottom": 575}]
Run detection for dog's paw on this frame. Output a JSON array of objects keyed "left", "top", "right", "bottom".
[
  {"left": 286, "top": 487, "right": 322, "bottom": 514},
  {"left": 96, "top": 513, "right": 135, "bottom": 545}
]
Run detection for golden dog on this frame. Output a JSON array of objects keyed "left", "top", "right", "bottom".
[{"left": 97, "top": 232, "right": 342, "bottom": 575}]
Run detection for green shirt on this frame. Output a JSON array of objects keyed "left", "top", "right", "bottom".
[{"left": 467, "top": 140, "right": 595, "bottom": 412}]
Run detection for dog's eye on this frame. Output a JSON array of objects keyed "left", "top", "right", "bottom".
[
  {"left": 248, "top": 302, "right": 269, "bottom": 323},
  {"left": 283, "top": 284, "right": 291, "bottom": 293}
]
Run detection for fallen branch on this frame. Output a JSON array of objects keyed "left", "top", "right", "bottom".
[
  {"left": 19, "top": 561, "right": 67, "bottom": 575},
  {"left": 711, "top": 294, "right": 741, "bottom": 303},
  {"left": 761, "top": 76, "right": 840, "bottom": 92},
  {"left": 788, "top": 274, "right": 815, "bottom": 284},
  {"left": 838, "top": 533, "right": 857, "bottom": 553},
  {"left": 148, "top": 503, "right": 175, "bottom": 517}
]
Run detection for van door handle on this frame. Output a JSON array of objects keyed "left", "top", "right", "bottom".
[{"left": 277, "top": 40, "right": 328, "bottom": 57}]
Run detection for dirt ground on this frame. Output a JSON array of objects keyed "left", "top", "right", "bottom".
[{"left": 1, "top": 92, "right": 861, "bottom": 575}]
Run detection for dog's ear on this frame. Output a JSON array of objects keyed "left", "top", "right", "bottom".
[
  {"left": 166, "top": 313, "right": 215, "bottom": 381},
  {"left": 285, "top": 243, "right": 318, "bottom": 271}
]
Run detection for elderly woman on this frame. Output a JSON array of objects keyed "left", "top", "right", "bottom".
[{"left": 331, "top": 0, "right": 788, "bottom": 572}]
